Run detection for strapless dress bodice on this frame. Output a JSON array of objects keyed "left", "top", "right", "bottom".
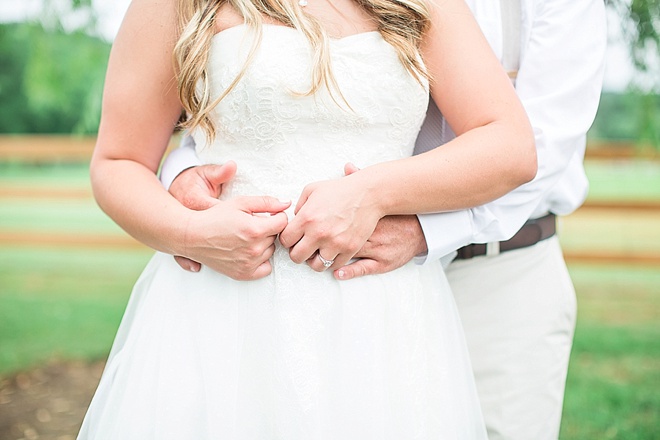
[
  {"left": 78, "top": 23, "right": 488, "bottom": 440},
  {"left": 192, "top": 24, "right": 429, "bottom": 202}
]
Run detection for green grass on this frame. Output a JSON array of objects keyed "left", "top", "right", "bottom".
[
  {"left": 584, "top": 160, "right": 660, "bottom": 201},
  {"left": 560, "top": 266, "right": 660, "bottom": 439},
  {"left": 2, "top": 160, "right": 660, "bottom": 198},
  {"left": 0, "top": 247, "right": 152, "bottom": 374},
  {"left": 0, "top": 162, "right": 91, "bottom": 187},
  {"left": 0, "top": 161, "right": 659, "bottom": 437},
  {"left": 1, "top": 249, "right": 658, "bottom": 439},
  {"left": 0, "top": 199, "right": 122, "bottom": 233}
]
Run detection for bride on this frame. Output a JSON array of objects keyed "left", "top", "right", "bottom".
[{"left": 78, "top": 0, "right": 535, "bottom": 438}]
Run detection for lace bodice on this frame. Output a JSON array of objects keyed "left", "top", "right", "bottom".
[
  {"left": 192, "top": 24, "right": 429, "bottom": 203},
  {"left": 80, "top": 26, "right": 488, "bottom": 440}
]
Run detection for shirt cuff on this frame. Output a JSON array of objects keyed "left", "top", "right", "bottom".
[
  {"left": 159, "top": 141, "right": 203, "bottom": 190},
  {"left": 413, "top": 210, "right": 474, "bottom": 265}
]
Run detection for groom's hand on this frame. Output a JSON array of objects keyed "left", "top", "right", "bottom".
[
  {"left": 333, "top": 163, "right": 427, "bottom": 280},
  {"left": 170, "top": 162, "right": 236, "bottom": 210},
  {"left": 334, "top": 215, "right": 427, "bottom": 280}
]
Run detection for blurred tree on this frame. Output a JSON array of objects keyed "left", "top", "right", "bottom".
[
  {"left": 607, "top": 0, "right": 660, "bottom": 81},
  {"left": 590, "top": 92, "right": 660, "bottom": 143},
  {"left": 0, "top": 23, "right": 110, "bottom": 134},
  {"left": 0, "top": 25, "right": 34, "bottom": 133},
  {"left": 605, "top": 0, "right": 659, "bottom": 149},
  {"left": 0, "top": 0, "right": 657, "bottom": 139}
]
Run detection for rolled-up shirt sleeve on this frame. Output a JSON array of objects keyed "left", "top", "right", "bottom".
[
  {"left": 417, "top": 0, "right": 606, "bottom": 264},
  {"left": 159, "top": 135, "right": 202, "bottom": 190}
]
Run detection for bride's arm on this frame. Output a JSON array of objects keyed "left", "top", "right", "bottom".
[
  {"left": 91, "top": 0, "right": 186, "bottom": 255},
  {"left": 281, "top": 0, "right": 536, "bottom": 270},
  {"left": 91, "top": 0, "right": 289, "bottom": 280}
]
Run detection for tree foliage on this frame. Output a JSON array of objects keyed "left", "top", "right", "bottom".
[
  {"left": 0, "top": 0, "right": 657, "bottom": 145},
  {"left": 0, "top": 22, "right": 110, "bottom": 134},
  {"left": 605, "top": 0, "right": 660, "bottom": 148},
  {"left": 590, "top": 92, "right": 660, "bottom": 145},
  {"left": 607, "top": 0, "right": 660, "bottom": 89}
]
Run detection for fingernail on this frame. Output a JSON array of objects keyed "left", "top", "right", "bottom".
[
  {"left": 337, "top": 270, "right": 345, "bottom": 279},
  {"left": 279, "top": 198, "right": 291, "bottom": 204}
]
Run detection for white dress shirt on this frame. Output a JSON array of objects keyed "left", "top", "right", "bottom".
[
  {"left": 415, "top": 0, "right": 606, "bottom": 262},
  {"left": 159, "top": 0, "right": 607, "bottom": 264}
]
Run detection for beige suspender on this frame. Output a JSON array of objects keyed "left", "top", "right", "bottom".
[
  {"left": 500, "top": 0, "right": 522, "bottom": 83},
  {"left": 413, "top": 1, "right": 523, "bottom": 153}
]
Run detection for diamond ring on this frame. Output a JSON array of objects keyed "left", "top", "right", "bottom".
[{"left": 317, "top": 253, "right": 335, "bottom": 268}]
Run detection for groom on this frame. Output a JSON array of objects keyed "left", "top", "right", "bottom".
[{"left": 159, "top": 0, "right": 606, "bottom": 438}]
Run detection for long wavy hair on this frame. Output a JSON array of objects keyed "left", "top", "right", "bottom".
[{"left": 173, "top": 0, "right": 431, "bottom": 141}]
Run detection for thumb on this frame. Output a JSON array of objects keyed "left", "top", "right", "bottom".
[
  {"left": 202, "top": 161, "right": 237, "bottom": 195},
  {"left": 334, "top": 258, "right": 381, "bottom": 281},
  {"left": 174, "top": 255, "right": 202, "bottom": 273},
  {"left": 344, "top": 162, "right": 360, "bottom": 176},
  {"left": 239, "top": 195, "right": 292, "bottom": 214}
]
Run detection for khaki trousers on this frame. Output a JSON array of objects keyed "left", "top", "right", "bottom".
[{"left": 446, "top": 236, "right": 577, "bottom": 440}]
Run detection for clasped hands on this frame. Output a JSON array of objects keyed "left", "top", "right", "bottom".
[{"left": 173, "top": 162, "right": 427, "bottom": 281}]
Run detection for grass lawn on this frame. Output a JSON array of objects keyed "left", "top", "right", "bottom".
[
  {"left": 584, "top": 160, "right": 660, "bottom": 201},
  {"left": 1, "top": 248, "right": 658, "bottom": 438},
  {"left": 1, "top": 161, "right": 659, "bottom": 438},
  {"left": 0, "top": 247, "right": 152, "bottom": 374},
  {"left": 560, "top": 265, "right": 660, "bottom": 439}
]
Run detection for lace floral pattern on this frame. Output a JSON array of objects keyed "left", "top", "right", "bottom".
[
  {"left": 195, "top": 26, "right": 429, "bottom": 203},
  {"left": 78, "top": 25, "right": 487, "bottom": 440}
]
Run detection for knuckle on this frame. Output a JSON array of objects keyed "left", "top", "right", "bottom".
[
  {"left": 243, "top": 225, "right": 261, "bottom": 240},
  {"left": 247, "top": 246, "right": 264, "bottom": 259}
]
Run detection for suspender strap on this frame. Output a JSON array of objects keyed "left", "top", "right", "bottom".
[{"left": 500, "top": 0, "right": 522, "bottom": 82}]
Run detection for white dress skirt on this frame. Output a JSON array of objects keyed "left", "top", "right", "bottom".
[{"left": 78, "top": 25, "right": 487, "bottom": 439}]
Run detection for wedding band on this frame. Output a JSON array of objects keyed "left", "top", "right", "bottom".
[{"left": 317, "top": 253, "right": 334, "bottom": 268}]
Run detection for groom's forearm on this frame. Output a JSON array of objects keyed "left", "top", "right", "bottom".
[{"left": 160, "top": 135, "right": 202, "bottom": 190}]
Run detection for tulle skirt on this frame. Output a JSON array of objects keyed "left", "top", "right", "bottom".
[{"left": 78, "top": 249, "right": 486, "bottom": 439}]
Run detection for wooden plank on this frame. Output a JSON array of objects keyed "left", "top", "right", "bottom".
[
  {"left": 0, "top": 187, "right": 92, "bottom": 199},
  {"left": 1, "top": 231, "right": 659, "bottom": 266},
  {"left": 1, "top": 136, "right": 657, "bottom": 162},
  {"left": 0, "top": 231, "right": 146, "bottom": 250},
  {"left": 0, "top": 136, "right": 95, "bottom": 162},
  {"left": 580, "top": 200, "right": 660, "bottom": 211},
  {"left": 564, "top": 250, "right": 660, "bottom": 266},
  {"left": 0, "top": 135, "right": 181, "bottom": 162},
  {"left": 3, "top": 185, "right": 658, "bottom": 213},
  {"left": 584, "top": 140, "right": 659, "bottom": 161}
]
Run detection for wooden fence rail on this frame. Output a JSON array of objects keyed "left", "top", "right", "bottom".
[
  {"left": 0, "top": 135, "right": 180, "bottom": 162},
  {"left": 1, "top": 136, "right": 658, "bottom": 266},
  {"left": 1, "top": 136, "right": 658, "bottom": 162},
  {"left": 1, "top": 230, "right": 658, "bottom": 266}
]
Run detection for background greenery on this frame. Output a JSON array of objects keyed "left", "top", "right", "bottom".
[
  {"left": 0, "top": 0, "right": 659, "bottom": 146},
  {"left": 1, "top": 161, "right": 659, "bottom": 439},
  {"left": 0, "top": 23, "right": 109, "bottom": 134},
  {"left": 0, "top": 0, "right": 658, "bottom": 438}
]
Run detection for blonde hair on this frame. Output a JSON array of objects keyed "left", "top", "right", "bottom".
[{"left": 174, "top": 0, "right": 431, "bottom": 141}]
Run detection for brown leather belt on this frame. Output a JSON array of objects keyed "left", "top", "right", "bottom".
[{"left": 455, "top": 213, "right": 557, "bottom": 260}]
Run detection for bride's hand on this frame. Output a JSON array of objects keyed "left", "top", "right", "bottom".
[
  {"left": 169, "top": 162, "right": 236, "bottom": 272},
  {"left": 279, "top": 165, "right": 384, "bottom": 271},
  {"left": 183, "top": 196, "right": 290, "bottom": 280}
]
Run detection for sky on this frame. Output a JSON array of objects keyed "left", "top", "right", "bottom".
[{"left": 0, "top": 0, "right": 637, "bottom": 91}]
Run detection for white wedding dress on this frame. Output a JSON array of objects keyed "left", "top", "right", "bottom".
[{"left": 78, "top": 25, "right": 487, "bottom": 439}]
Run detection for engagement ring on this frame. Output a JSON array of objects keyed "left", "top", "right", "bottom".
[{"left": 318, "top": 253, "right": 334, "bottom": 268}]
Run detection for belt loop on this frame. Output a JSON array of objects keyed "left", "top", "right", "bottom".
[{"left": 486, "top": 241, "right": 500, "bottom": 257}]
